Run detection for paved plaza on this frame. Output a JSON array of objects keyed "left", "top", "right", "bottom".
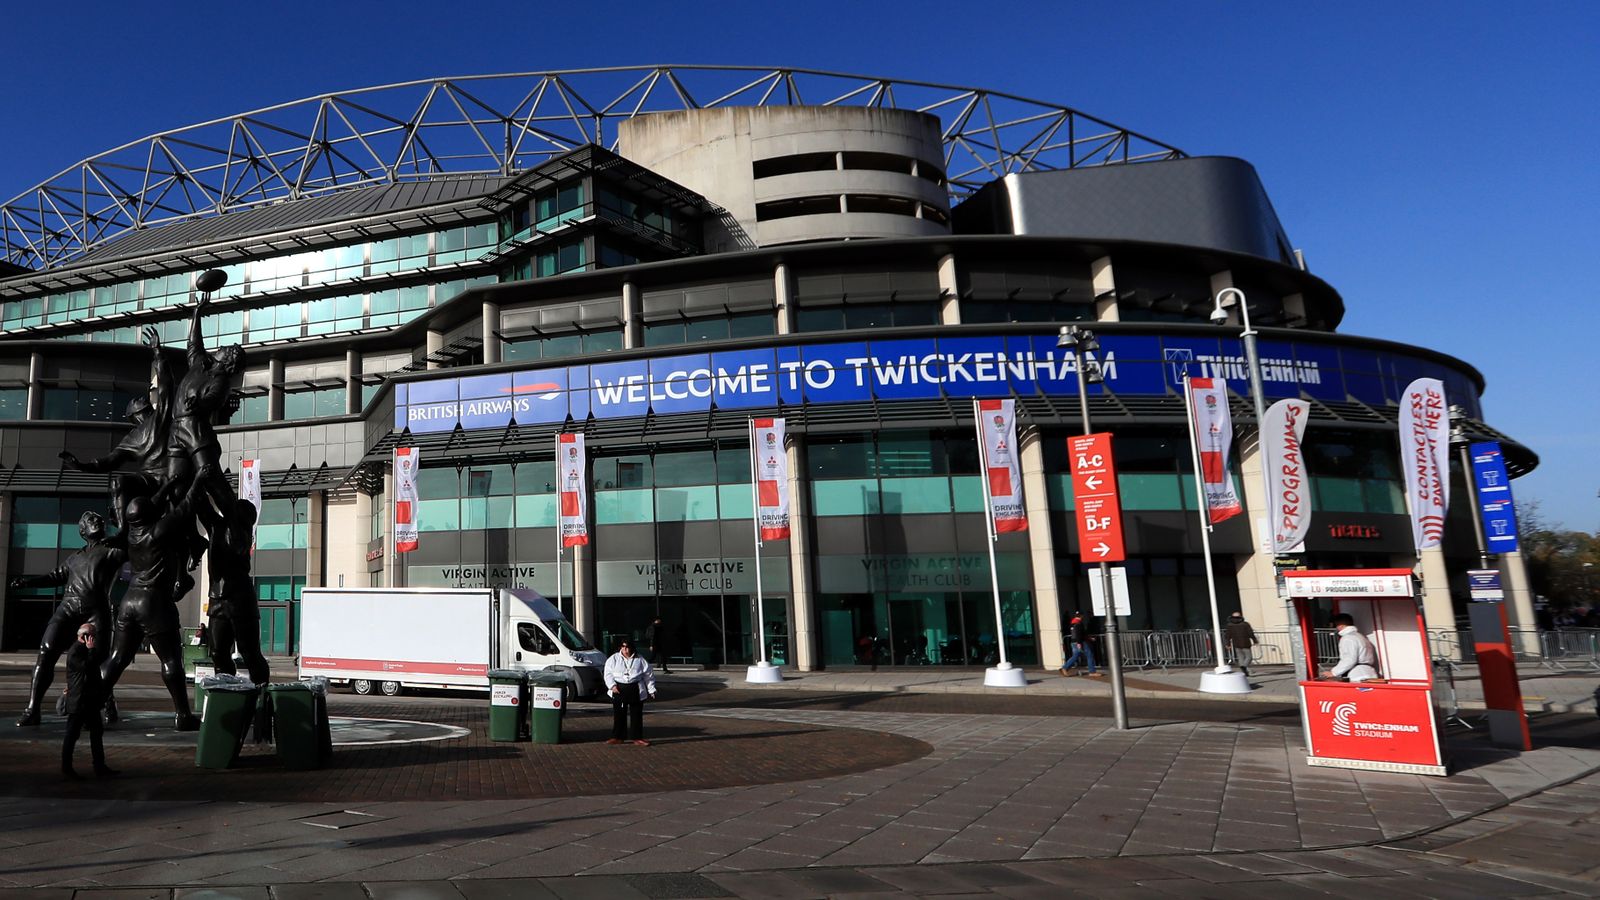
[{"left": 2, "top": 656, "right": 1599, "bottom": 897}]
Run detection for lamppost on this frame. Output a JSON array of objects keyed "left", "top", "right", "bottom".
[
  {"left": 1210, "top": 288, "right": 1308, "bottom": 682},
  {"left": 1057, "top": 325, "right": 1128, "bottom": 730}
]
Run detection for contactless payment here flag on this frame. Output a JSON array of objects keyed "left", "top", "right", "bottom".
[
  {"left": 752, "top": 418, "right": 791, "bottom": 540},
  {"left": 1399, "top": 378, "right": 1450, "bottom": 552},
  {"left": 558, "top": 433, "right": 589, "bottom": 548},
  {"left": 977, "top": 398, "right": 1027, "bottom": 533},
  {"left": 1186, "top": 378, "right": 1243, "bottom": 524},
  {"left": 394, "top": 447, "right": 420, "bottom": 553}
]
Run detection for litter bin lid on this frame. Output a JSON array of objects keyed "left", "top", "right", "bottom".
[
  {"left": 487, "top": 669, "right": 525, "bottom": 680},
  {"left": 200, "top": 674, "right": 258, "bottom": 692},
  {"left": 526, "top": 670, "right": 567, "bottom": 685},
  {"left": 267, "top": 681, "right": 314, "bottom": 693}
]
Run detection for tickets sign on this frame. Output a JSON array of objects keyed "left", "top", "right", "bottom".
[{"left": 1069, "top": 432, "right": 1125, "bottom": 563}]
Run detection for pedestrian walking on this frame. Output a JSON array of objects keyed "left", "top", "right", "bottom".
[
  {"left": 604, "top": 639, "right": 658, "bottom": 746},
  {"left": 1059, "top": 613, "right": 1101, "bottom": 677},
  {"left": 61, "top": 623, "right": 116, "bottom": 779},
  {"left": 1225, "top": 611, "right": 1258, "bottom": 676},
  {"left": 643, "top": 616, "right": 671, "bottom": 673}
]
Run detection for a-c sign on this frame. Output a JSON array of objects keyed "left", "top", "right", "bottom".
[{"left": 1069, "top": 433, "right": 1125, "bottom": 563}]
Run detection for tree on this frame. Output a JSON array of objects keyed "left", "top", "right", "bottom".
[{"left": 1518, "top": 501, "right": 1600, "bottom": 609}]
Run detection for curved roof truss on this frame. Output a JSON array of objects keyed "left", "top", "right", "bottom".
[{"left": 1, "top": 65, "right": 1185, "bottom": 271}]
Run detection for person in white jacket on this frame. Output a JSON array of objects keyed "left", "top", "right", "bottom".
[
  {"left": 604, "top": 639, "right": 658, "bottom": 745},
  {"left": 1321, "top": 613, "right": 1380, "bottom": 682}
]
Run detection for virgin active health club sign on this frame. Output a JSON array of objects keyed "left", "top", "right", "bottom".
[{"left": 394, "top": 333, "right": 1480, "bottom": 433}]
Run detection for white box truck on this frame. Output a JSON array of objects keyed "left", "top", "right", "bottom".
[{"left": 297, "top": 587, "right": 605, "bottom": 699}]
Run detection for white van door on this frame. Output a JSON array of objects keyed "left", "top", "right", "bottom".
[{"left": 511, "top": 619, "right": 563, "bottom": 668}]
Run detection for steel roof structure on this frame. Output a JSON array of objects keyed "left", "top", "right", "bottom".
[{"left": 0, "top": 65, "right": 1186, "bottom": 272}]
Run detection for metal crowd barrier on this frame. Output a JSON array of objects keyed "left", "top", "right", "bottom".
[{"left": 1098, "top": 625, "right": 1600, "bottom": 673}]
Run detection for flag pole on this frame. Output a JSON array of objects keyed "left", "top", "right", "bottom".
[
  {"left": 745, "top": 419, "right": 781, "bottom": 684},
  {"left": 974, "top": 398, "right": 1020, "bottom": 687},
  {"left": 749, "top": 418, "right": 767, "bottom": 666},
  {"left": 1184, "top": 376, "right": 1236, "bottom": 684}
]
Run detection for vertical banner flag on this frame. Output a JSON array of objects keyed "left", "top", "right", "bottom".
[
  {"left": 238, "top": 458, "right": 261, "bottom": 549},
  {"left": 557, "top": 433, "right": 589, "bottom": 548},
  {"left": 1398, "top": 378, "right": 1450, "bottom": 552},
  {"left": 752, "top": 418, "right": 791, "bottom": 540},
  {"left": 1186, "top": 378, "right": 1243, "bottom": 524},
  {"left": 977, "top": 399, "right": 1027, "bottom": 533},
  {"left": 394, "top": 447, "right": 420, "bottom": 553},
  {"left": 1262, "top": 399, "right": 1311, "bottom": 553}
]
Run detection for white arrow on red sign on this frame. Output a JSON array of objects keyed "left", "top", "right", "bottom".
[{"left": 1069, "top": 432, "right": 1126, "bottom": 564}]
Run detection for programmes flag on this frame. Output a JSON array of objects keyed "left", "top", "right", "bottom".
[
  {"left": 394, "top": 447, "right": 420, "bottom": 553},
  {"left": 1399, "top": 378, "right": 1450, "bottom": 551},
  {"left": 976, "top": 398, "right": 1027, "bottom": 533},
  {"left": 1186, "top": 378, "right": 1243, "bottom": 524},
  {"left": 238, "top": 458, "right": 262, "bottom": 549},
  {"left": 751, "top": 418, "right": 791, "bottom": 540},
  {"left": 1262, "top": 399, "right": 1311, "bottom": 553},
  {"left": 557, "top": 433, "right": 589, "bottom": 548}
]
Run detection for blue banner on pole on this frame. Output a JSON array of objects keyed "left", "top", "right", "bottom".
[{"left": 1470, "top": 441, "right": 1520, "bottom": 554}]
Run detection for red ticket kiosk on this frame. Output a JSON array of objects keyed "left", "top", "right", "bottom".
[{"left": 1286, "top": 569, "right": 1447, "bottom": 776}]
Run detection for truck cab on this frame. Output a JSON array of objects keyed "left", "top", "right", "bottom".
[{"left": 500, "top": 589, "right": 605, "bottom": 699}]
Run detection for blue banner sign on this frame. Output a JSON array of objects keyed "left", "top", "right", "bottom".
[
  {"left": 1470, "top": 441, "right": 1520, "bottom": 554},
  {"left": 394, "top": 333, "right": 1481, "bottom": 434}
]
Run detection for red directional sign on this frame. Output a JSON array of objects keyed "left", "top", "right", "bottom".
[{"left": 1069, "top": 433, "right": 1126, "bottom": 563}]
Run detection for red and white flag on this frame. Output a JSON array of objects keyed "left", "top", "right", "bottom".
[
  {"left": 394, "top": 447, "right": 420, "bottom": 553},
  {"left": 1262, "top": 399, "right": 1311, "bottom": 553},
  {"left": 1186, "top": 378, "right": 1243, "bottom": 524},
  {"left": 976, "top": 399, "right": 1027, "bottom": 533},
  {"left": 557, "top": 433, "right": 589, "bottom": 548},
  {"left": 1399, "top": 378, "right": 1450, "bottom": 552},
  {"left": 238, "top": 458, "right": 262, "bottom": 549},
  {"left": 751, "top": 418, "right": 791, "bottom": 540}
]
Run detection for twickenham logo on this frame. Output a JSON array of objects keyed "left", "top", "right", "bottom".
[{"left": 1319, "top": 700, "right": 1359, "bottom": 736}]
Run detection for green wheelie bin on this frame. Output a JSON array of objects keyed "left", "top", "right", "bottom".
[
  {"left": 268, "top": 681, "right": 333, "bottom": 770},
  {"left": 182, "top": 626, "right": 209, "bottom": 679},
  {"left": 192, "top": 663, "right": 215, "bottom": 712},
  {"left": 527, "top": 670, "right": 567, "bottom": 745},
  {"left": 195, "top": 675, "right": 260, "bottom": 769},
  {"left": 487, "top": 669, "right": 529, "bottom": 742}
]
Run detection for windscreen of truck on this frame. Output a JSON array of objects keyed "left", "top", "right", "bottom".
[{"left": 546, "top": 618, "right": 595, "bottom": 652}]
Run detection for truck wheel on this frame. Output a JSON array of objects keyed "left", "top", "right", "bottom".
[
  {"left": 352, "top": 679, "right": 375, "bottom": 695},
  {"left": 380, "top": 681, "right": 403, "bottom": 697}
]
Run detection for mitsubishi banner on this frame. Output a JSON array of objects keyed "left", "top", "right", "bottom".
[
  {"left": 976, "top": 398, "right": 1026, "bottom": 533},
  {"left": 394, "top": 447, "right": 420, "bottom": 553},
  {"left": 751, "top": 418, "right": 791, "bottom": 541}
]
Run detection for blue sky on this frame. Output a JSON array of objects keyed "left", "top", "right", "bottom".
[{"left": 3, "top": 1, "right": 1596, "bottom": 530}]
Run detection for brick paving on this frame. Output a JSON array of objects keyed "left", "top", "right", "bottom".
[
  {"left": 0, "top": 700, "right": 931, "bottom": 802},
  {"left": 2, "top": 662, "right": 1599, "bottom": 895}
]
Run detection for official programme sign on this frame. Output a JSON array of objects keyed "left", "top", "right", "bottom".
[
  {"left": 393, "top": 333, "right": 1482, "bottom": 433},
  {"left": 1284, "top": 569, "right": 1415, "bottom": 598}
]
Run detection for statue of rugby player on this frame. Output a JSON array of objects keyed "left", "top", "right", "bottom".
[{"left": 8, "top": 512, "right": 126, "bottom": 727}]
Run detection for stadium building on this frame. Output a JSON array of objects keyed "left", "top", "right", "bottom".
[{"left": 0, "top": 67, "right": 1538, "bottom": 670}]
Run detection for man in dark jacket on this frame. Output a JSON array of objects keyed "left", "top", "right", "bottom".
[
  {"left": 1225, "top": 611, "right": 1258, "bottom": 676},
  {"left": 1059, "top": 612, "right": 1101, "bottom": 677},
  {"left": 62, "top": 622, "right": 116, "bottom": 779},
  {"left": 643, "top": 617, "right": 671, "bottom": 673},
  {"left": 9, "top": 511, "right": 125, "bottom": 727}
]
